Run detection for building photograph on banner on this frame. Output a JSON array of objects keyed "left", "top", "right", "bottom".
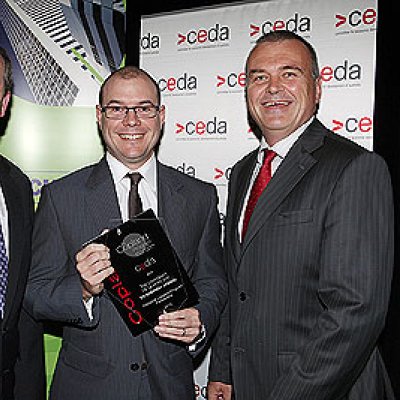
[
  {"left": 141, "top": 0, "right": 377, "bottom": 397},
  {"left": 0, "top": 0, "right": 125, "bottom": 391}
]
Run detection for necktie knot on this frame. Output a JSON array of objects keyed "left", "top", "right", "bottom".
[
  {"left": 263, "top": 149, "right": 277, "bottom": 165},
  {"left": 129, "top": 172, "right": 142, "bottom": 186}
]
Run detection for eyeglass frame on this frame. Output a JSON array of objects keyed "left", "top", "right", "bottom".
[{"left": 99, "top": 103, "right": 162, "bottom": 120}]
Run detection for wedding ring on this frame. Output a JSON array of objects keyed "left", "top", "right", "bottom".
[{"left": 181, "top": 328, "right": 186, "bottom": 337}]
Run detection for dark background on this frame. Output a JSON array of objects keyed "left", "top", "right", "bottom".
[{"left": 126, "top": 0, "right": 399, "bottom": 395}]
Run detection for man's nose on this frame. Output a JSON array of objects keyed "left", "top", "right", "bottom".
[
  {"left": 267, "top": 75, "right": 283, "bottom": 94},
  {"left": 122, "top": 108, "right": 140, "bottom": 126}
]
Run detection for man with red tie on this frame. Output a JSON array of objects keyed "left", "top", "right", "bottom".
[{"left": 207, "top": 30, "right": 394, "bottom": 399}]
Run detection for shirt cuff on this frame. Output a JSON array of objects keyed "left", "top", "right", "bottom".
[
  {"left": 83, "top": 297, "right": 94, "bottom": 320},
  {"left": 188, "top": 324, "right": 206, "bottom": 352}
]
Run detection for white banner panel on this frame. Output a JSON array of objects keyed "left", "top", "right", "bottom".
[{"left": 141, "top": 0, "right": 377, "bottom": 397}]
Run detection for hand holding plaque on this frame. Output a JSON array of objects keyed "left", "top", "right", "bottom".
[{"left": 87, "top": 209, "right": 198, "bottom": 336}]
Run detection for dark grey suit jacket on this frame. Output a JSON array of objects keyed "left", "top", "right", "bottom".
[
  {"left": 209, "top": 119, "right": 394, "bottom": 399},
  {"left": 0, "top": 155, "right": 45, "bottom": 400},
  {"left": 26, "top": 158, "right": 227, "bottom": 400}
]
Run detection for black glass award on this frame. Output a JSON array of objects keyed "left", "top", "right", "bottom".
[{"left": 88, "top": 209, "right": 198, "bottom": 336}]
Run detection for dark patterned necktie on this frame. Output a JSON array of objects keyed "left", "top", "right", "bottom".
[
  {"left": 128, "top": 172, "right": 143, "bottom": 219},
  {"left": 242, "top": 149, "right": 276, "bottom": 240},
  {"left": 0, "top": 224, "right": 8, "bottom": 318}
]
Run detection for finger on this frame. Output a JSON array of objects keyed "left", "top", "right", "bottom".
[
  {"left": 80, "top": 258, "right": 110, "bottom": 277},
  {"left": 154, "top": 326, "right": 189, "bottom": 342},
  {"left": 77, "top": 249, "right": 110, "bottom": 274},
  {"left": 78, "top": 257, "right": 111, "bottom": 278},
  {"left": 82, "top": 263, "right": 114, "bottom": 284},
  {"left": 93, "top": 265, "right": 115, "bottom": 282},
  {"left": 76, "top": 243, "right": 109, "bottom": 262},
  {"left": 158, "top": 307, "right": 198, "bottom": 323},
  {"left": 154, "top": 324, "right": 200, "bottom": 343}
]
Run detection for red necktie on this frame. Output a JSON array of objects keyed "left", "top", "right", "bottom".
[{"left": 242, "top": 149, "right": 276, "bottom": 240}]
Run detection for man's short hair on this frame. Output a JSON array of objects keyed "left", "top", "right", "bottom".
[
  {"left": 98, "top": 66, "right": 161, "bottom": 105},
  {"left": 0, "top": 47, "right": 13, "bottom": 96},
  {"left": 246, "top": 30, "right": 320, "bottom": 80}
]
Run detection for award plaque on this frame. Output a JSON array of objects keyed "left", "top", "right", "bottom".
[{"left": 89, "top": 209, "right": 199, "bottom": 336}]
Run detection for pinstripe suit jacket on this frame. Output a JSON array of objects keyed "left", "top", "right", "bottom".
[
  {"left": 0, "top": 156, "right": 45, "bottom": 400},
  {"left": 25, "top": 157, "right": 227, "bottom": 400},
  {"left": 209, "top": 119, "right": 395, "bottom": 399}
]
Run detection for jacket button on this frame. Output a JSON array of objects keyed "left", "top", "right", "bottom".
[
  {"left": 234, "top": 347, "right": 245, "bottom": 354},
  {"left": 239, "top": 292, "right": 247, "bottom": 301},
  {"left": 130, "top": 363, "right": 140, "bottom": 372}
]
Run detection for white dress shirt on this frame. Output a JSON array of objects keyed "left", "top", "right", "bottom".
[
  {"left": 106, "top": 152, "right": 158, "bottom": 221},
  {"left": 238, "top": 117, "right": 314, "bottom": 240}
]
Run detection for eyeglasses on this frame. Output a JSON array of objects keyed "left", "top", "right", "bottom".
[{"left": 101, "top": 104, "right": 160, "bottom": 120}]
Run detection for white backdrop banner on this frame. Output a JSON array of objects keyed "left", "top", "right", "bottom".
[{"left": 141, "top": 0, "right": 377, "bottom": 397}]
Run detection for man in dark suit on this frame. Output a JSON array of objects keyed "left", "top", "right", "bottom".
[
  {"left": 0, "top": 47, "right": 45, "bottom": 399},
  {"left": 25, "top": 66, "right": 227, "bottom": 399},
  {"left": 208, "top": 31, "right": 394, "bottom": 399}
]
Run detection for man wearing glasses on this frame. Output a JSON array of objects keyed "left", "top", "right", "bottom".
[{"left": 25, "top": 66, "right": 227, "bottom": 400}]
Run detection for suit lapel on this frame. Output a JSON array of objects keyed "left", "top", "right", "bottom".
[
  {"left": 241, "top": 120, "right": 327, "bottom": 256},
  {"left": 85, "top": 157, "right": 121, "bottom": 234},
  {"left": 229, "top": 152, "right": 257, "bottom": 263},
  {"left": 0, "top": 159, "right": 25, "bottom": 322},
  {"left": 156, "top": 162, "right": 188, "bottom": 251}
]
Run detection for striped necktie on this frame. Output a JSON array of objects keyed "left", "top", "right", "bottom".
[{"left": 0, "top": 224, "right": 8, "bottom": 318}]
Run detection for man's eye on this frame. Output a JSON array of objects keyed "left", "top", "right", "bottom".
[
  {"left": 253, "top": 75, "right": 267, "bottom": 83},
  {"left": 139, "top": 106, "right": 150, "bottom": 113},
  {"left": 283, "top": 71, "right": 298, "bottom": 78},
  {"left": 110, "top": 106, "right": 124, "bottom": 113}
]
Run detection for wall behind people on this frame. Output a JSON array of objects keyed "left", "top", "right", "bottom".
[{"left": 137, "top": 0, "right": 377, "bottom": 397}]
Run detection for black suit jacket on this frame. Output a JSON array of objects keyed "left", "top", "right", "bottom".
[
  {"left": 0, "top": 155, "right": 45, "bottom": 400},
  {"left": 209, "top": 119, "right": 394, "bottom": 399},
  {"left": 26, "top": 157, "right": 227, "bottom": 400}
]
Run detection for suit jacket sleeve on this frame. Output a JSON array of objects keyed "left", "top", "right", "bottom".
[
  {"left": 25, "top": 184, "right": 97, "bottom": 327},
  {"left": 268, "top": 152, "right": 394, "bottom": 399},
  {"left": 14, "top": 307, "right": 46, "bottom": 400},
  {"left": 190, "top": 185, "right": 228, "bottom": 355},
  {"left": 208, "top": 165, "right": 238, "bottom": 383}
]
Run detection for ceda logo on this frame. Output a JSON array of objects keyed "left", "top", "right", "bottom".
[
  {"left": 335, "top": 7, "right": 377, "bottom": 35},
  {"left": 175, "top": 116, "right": 228, "bottom": 141},
  {"left": 140, "top": 32, "right": 160, "bottom": 52},
  {"left": 332, "top": 116, "right": 372, "bottom": 134},
  {"left": 177, "top": 23, "right": 230, "bottom": 49},
  {"left": 216, "top": 71, "right": 246, "bottom": 92},
  {"left": 320, "top": 59, "right": 362, "bottom": 88},
  {"left": 158, "top": 72, "right": 198, "bottom": 96},
  {"left": 249, "top": 12, "right": 312, "bottom": 38}
]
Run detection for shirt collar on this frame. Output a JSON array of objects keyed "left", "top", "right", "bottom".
[
  {"left": 106, "top": 152, "right": 157, "bottom": 192},
  {"left": 259, "top": 116, "right": 314, "bottom": 160}
]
